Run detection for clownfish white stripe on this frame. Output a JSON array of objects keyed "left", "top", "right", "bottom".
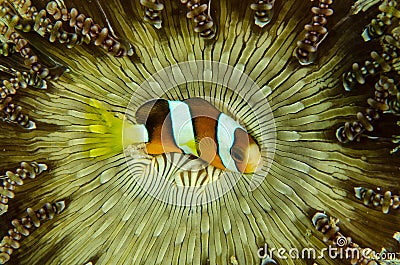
[
  {"left": 168, "top": 101, "right": 199, "bottom": 156},
  {"left": 217, "top": 113, "right": 245, "bottom": 172}
]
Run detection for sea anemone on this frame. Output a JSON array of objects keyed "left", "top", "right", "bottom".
[{"left": 0, "top": 0, "right": 399, "bottom": 264}]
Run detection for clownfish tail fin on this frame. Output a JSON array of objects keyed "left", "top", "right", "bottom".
[{"left": 84, "top": 98, "right": 149, "bottom": 158}]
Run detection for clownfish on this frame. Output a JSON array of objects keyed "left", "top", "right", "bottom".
[{"left": 125, "top": 97, "right": 263, "bottom": 174}]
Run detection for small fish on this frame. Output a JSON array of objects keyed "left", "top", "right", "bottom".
[{"left": 127, "top": 97, "right": 263, "bottom": 173}]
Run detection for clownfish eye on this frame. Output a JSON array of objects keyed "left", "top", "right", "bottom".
[{"left": 231, "top": 146, "right": 245, "bottom": 162}]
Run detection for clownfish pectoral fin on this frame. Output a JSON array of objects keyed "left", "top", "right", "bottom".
[
  {"left": 181, "top": 138, "right": 198, "bottom": 156},
  {"left": 197, "top": 137, "right": 218, "bottom": 166}
]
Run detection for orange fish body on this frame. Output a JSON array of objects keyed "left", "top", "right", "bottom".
[{"left": 135, "top": 98, "right": 262, "bottom": 173}]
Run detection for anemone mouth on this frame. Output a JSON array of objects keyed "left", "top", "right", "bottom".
[{"left": 123, "top": 60, "right": 276, "bottom": 206}]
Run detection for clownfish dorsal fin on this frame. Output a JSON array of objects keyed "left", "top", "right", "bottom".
[
  {"left": 184, "top": 97, "right": 218, "bottom": 111},
  {"left": 184, "top": 97, "right": 224, "bottom": 120}
]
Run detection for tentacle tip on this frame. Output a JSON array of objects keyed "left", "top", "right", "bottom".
[
  {"left": 0, "top": 253, "right": 10, "bottom": 264},
  {"left": 354, "top": 187, "right": 365, "bottom": 199},
  {"left": 390, "top": 145, "right": 399, "bottom": 154},
  {"left": 0, "top": 204, "right": 8, "bottom": 216},
  {"left": 312, "top": 212, "right": 327, "bottom": 226},
  {"left": 294, "top": 48, "right": 315, "bottom": 66},
  {"left": 202, "top": 33, "right": 216, "bottom": 40},
  {"left": 261, "top": 256, "right": 277, "bottom": 265},
  {"left": 54, "top": 200, "right": 66, "bottom": 213},
  {"left": 393, "top": 232, "right": 400, "bottom": 243},
  {"left": 255, "top": 19, "right": 271, "bottom": 28},
  {"left": 153, "top": 23, "right": 162, "bottom": 29},
  {"left": 127, "top": 48, "right": 135, "bottom": 57},
  {"left": 361, "top": 27, "right": 372, "bottom": 42},
  {"left": 37, "top": 163, "right": 48, "bottom": 173},
  {"left": 38, "top": 80, "right": 48, "bottom": 89},
  {"left": 26, "top": 121, "right": 36, "bottom": 130},
  {"left": 336, "top": 126, "right": 348, "bottom": 143}
]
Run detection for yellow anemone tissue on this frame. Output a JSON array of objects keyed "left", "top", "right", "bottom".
[{"left": 0, "top": 0, "right": 399, "bottom": 264}]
